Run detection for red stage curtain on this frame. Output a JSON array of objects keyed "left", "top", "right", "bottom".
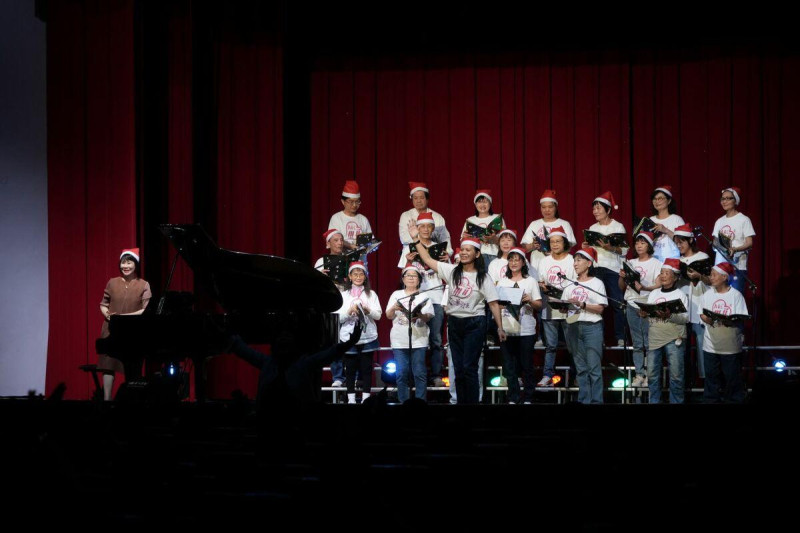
[
  {"left": 310, "top": 49, "right": 800, "bottom": 360},
  {"left": 46, "top": 0, "right": 137, "bottom": 398}
]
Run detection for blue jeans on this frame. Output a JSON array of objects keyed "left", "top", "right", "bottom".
[
  {"left": 626, "top": 303, "right": 649, "bottom": 377},
  {"left": 447, "top": 315, "right": 487, "bottom": 404},
  {"left": 428, "top": 304, "right": 445, "bottom": 378},
  {"left": 499, "top": 335, "right": 537, "bottom": 403},
  {"left": 330, "top": 360, "right": 345, "bottom": 383},
  {"left": 691, "top": 322, "right": 705, "bottom": 379},
  {"left": 567, "top": 320, "right": 605, "bottom": 404},
  {"left": 542, "top": 319, "right": 569, "bottom": 378},
  {"left": 596, "top": 267, "right": 625, "bottom": 342},
  {"left": 393, "top": 347, "right": 427, "bottom": 402},
  {"left": 703, "top": 351, "right": 745, "bottom": 403},
  {"left": 647, "top": 340, "right": 685, "bottom": 403},
  {"left": 482, "top": 253, "right": 496, "bottom": 271}
]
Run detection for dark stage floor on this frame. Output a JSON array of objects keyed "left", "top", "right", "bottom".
[{"left": 2, "top": 396, "right": 797, "bottom": 529}]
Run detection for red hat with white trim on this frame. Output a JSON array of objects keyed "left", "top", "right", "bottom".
[
  {"left": 460, "top": 237, "right": 482, "bottom": 250},
  {"left": 713, "top": 262, "right": 736, "bottom": 278},
  {"left": 348, "top": 261, "right": 367, "bottom": 274},
  {"left": 473, "top": 189, "right": 493, "bottom": 204},
  {"left": 593, "top": 191, "right": 619, "bottom": 210},
  {"left": 673, "top": 223, "right": 694, "bottom": 238},
  {"left": 323, "top": 228, "right": 343, "bottom": 242},
  {"left": 497, "top": 228, "right": 518, "bottom": 241},
  {"left": 549, "top": 226, "right": 568, "bottom": 240},
  {"left": 120, "top": 248, "right": 140, "bottom": 262},
  {"left": 540, "top": 189, "right": 558, "bottom": 205},
  {"left": 575, "top": 246, "right": 598, "bottom": 265},
  {"left": 416, "top": 212, "right": 435, "bottom": 226},
  {"left": 507, "top": 247, "right": 527, "bottom": 260},
  {"left": 636, "top": 231, "right": 656, "bottom": 246},
  {"left": 342, "top": 180, "right": 361, "bottom": 199},
  {"left": 654, "top": 185, "right": 673, "bottom": 197},
  {"left": 722, "top": 186, "right": 742, "bottom": 205},
  {"left": 402, "top": 263, "right": 422, "bottom": 276},
  {"left": 408, "top": 181, "right": 429, "bottom": 197},
  {"left": 662, "top": 258, "right": 681, "bottom": 273}
]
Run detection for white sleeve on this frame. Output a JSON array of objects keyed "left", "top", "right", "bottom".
[
  {"left": 562, "top": 220, "right": 577, "bottom": 247},
  {"left": 421, "top": 296, "right": 435, "bottom": 316},
  {"left": 398, "top": 211, "right": 412, "bottom": 245},
  {"left": 743, "top": 215, "right": 756, "bottom": 238},
  {"left": 528, "top": 277, "right": 542, "bottom": 301},
  {"left": 328, "top": 213, "right": 341, "bottom": 233},
  {"left": 362, "top": 216, "right": 373, "bottom": 235},
  {"left": 733, "top": 291, "right": 749, "bottom": 315},
  {"left": 367, "top": 291, "right": 382, "bottom": 321},
  {"left": 386, "top": 292, "right": 399, "bottom": 315},
  {"left": 483, "top": 276, "right": 499, "bottom": 303},
  {"left": 437, "top": 261, "right": 455, "bottom": 282},
  {"left": 337, "top": 292, "right": 351, "bottom": 319},
  {"left": 520, "top": 221, "right": 536, "bottom": 245},
  {"left": 592, "top": 279, "right": 608, "bottom": 306},
  {"left": 617, "top": 222, "right": 629, "bottom": 256},
  {"left": 670, "top": 292, "right": 689, "bottom": 325}
]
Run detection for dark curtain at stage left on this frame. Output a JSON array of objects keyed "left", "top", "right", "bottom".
[{"left": 45, "top": 1, "right": 284, "bottom": 399}]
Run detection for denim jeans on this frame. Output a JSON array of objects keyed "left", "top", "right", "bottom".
[
  {"left": 330, "top": 360, "right": 345, "bottom": 383},
  {"left": 690, "top": 322, "right": 706, "bottom": 379},
  {"left": 482, "top": 253, "right": 497, "bottom": 271},
  {"left": 567, "top": 320, "right": 605, "bottom": 404},
  {"left": 703, "top": 351, "right": 745, "bottom": 403},
  {"left": 393, "top": 347, "right": 427, "bottom": 402},
  {"left": 542, "top": 319, "right": 569, "bottom": 378},
  {"left": 596, "top": 266, "right": 625, "bottom": 342},
  {"left": 428, "top": 304, "right": 445, "bottom": 378},
  {"left": 499, "top": 335, "right": 537, "bottom": 403},
  {"left": 647, "top": 339, "right": 685, "bottom": 403},
  {"left": 626, "top": 302, "right": 649, "bottom": 377},
  {"left": 447, "top": 344, "right": 484, "bottom": 404},
  {"left": 447, "top": 314, "right": 487, "bottom": 404}
]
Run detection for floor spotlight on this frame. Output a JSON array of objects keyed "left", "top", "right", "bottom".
[{"left": 381, "top": 360, "right": 397, "bottom": 385}]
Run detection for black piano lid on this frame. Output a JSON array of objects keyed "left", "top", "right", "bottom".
[{"left": 160, "top": 224, "right": 343, "bottom": 314}]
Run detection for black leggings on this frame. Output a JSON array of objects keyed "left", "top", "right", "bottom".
[{"left": 344, "top": 347, "right": 375, "bottom": 394}]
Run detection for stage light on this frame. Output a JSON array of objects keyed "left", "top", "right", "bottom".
[
  {"left": 773, "top": 359, "right": 787, "bottom": 373},
  {"left": 381, "top": 360, "right": 397, "bottom": 385},
  {"left": 551, "top": 375, "right": 562, "bottom": 385},
  {"left": 442, "top": 377, "right": 450, "bottom": 387},
  {"left": 490, "top": 375, "right": 506, "bottom": 387},
  {"left": 612, "top": 377, "right": 630, "bottom": 388},
  {"left": 168, "top": 363, "right": 177, "bottom": 376}
]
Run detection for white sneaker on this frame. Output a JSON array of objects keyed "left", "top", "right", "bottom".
[
  {"left": 617, "top": 339, "right": 625, "bottom": 347},
  {"left": 630, "top": 375, "right": 646, "bottom": 388},
  {"left": 347, "top": 393, "right": 357, "bottom": 404},
  {"left": 534, "top": 340, "right": 545, "bottom": 348},
  {"left": 537, "top": 376, "right": 554, "bottom": 387},
  {"left": 433, "top": 377, "right": 445, "bottom": 387},
  {"left": 331, "top": 380, "right": 343, "bottom": 387}
]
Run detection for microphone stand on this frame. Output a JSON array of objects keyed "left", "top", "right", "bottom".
[
  {"left": 694, "top": 227, "right": 760, "bottom": 382},
  {"left": 558, "top": 272, "right": 633, "bottom": 401}
]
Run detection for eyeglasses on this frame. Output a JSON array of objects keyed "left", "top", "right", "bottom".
[
  {"left": 720, "top": 196, "right": 736, "bottom": 201},
  {"left": 344, "top": 199, "right": 362, "bottom": 205},
  {"left": 402, "top": 273, "right": 418, "bottom": 278}
]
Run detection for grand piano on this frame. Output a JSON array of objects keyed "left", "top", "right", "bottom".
[{"left": 95, "top": 224, "right": 342, "bottom": 400}]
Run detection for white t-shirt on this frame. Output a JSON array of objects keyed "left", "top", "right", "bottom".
[
  {"left": 679, "top": 251, "right": 710, "bottom": 324},
  {"left": 337, "top": 287, "right": 382, "bottom": 345},
  {"left": 712, "top": 212, "right": 756, "bottom": 270},
  {"left": 623, "top": 257, "right": 662, "bottom": 307},
  {"left": 561, "top": 277, "right": 607, "bottom": 323},
  {"left": 386, "top": 290, "right": 435, "bottom": 349},
  {"left": 538, "top": 254, "right": 576, "bottom": 320},
  {"left": 496, "top": 276, "right": 541, "bottom": 336},
  {"left": 650, "top": 213, "right": 684, "bottom": 261},
  {"left": 437, "top": 262, "right": 499, "bottom": 318},
  {"left": 488, "top": 257, "right": 508, "bottom": 284},
  {"left": 396, "top": 244, "right": 449, "bottom": 296},
  {"left": 461, "top": 214, "right": 505, "bottom": 256},
  {"left": 398, "top": 207, "right": 452, "bottom": 251},
  {"left": 646, "top": 286, "right": 689, "bottom": 349},
  {"left": 702, "top": 287, "right": 748, "bottom": 354},
  {"left": 521, "top": 218, "right": 576, "bottom": 270},
  {"left": 328, "top": 211, "right": 373, "bottom": 245},
  {"left": 588, "top": 220, "right": 629, "bottom": 271}
]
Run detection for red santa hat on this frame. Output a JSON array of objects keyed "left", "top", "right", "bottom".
[
  {"left": 342, "top": 180, "right": 361, "bottom": 199},
  {"left": 593, "top": 191, "right": 619, "bottom": 210},
  {"left": 540, "top": 189, "right": 558, "bottom": 205},
  {"left": 507, "top": 247, "right": 528, "bottom": 260},
  {"left": 636, "top": 231, "right": 655, "bottom": 246},
  {"left": 549, "top": 226, "right": 568, "bottom": 240},
  {"left": 473, "top": 189, "right": 493, "bottom": 204},
  {"left": 496, "top": 228, "right": 518, "bottom": 241},
  {"left": 416, "top": 212, "right": 436, "bottom": 226},
  {"left": 713, "top": 261, "right": 736, "bottom": 279},
  {"left": 654, "top": 185, "right": 673, "bottom": 197},
  {"left": 722, "top": 187, "right": 742, "bottom": 205},
  {"left": 673, "top": 223, "right": 694, "bottom": 239},
  {"left": 323, "top": 228, "right": 343, "bottom": 242},
  {"left": 348, "top": 261, "right": 367, "bottom": 274},
  {"left": 460, "top": 237, "right": 482, "bottom": 251},
  {"left": 402, "top": 263, "right": 422, "bottom": 276},
  {"left": 662, "top": 258, "right": 682, "bottom": 273},
  {"left": 120, "top": 248, "right": 140, "bottom": 262},
  {"left": 408, "top": 181, "right": 429, "bottom": 197},
  {"left": 575, "top": 246, "right": 598, "bottom": 265}
]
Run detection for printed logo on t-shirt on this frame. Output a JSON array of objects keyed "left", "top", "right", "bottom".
[
  {"left": 499, "top": 265, "right": 508, "bottom": 279},
  {"left": 345, "top": 221, "right": 362, "bottom": 241},
  {"left": 546, "top": 266, "right": 564, "bottom": 286},
  {"left": 572, "top": 287, "right": 588, "bottom": 303},
  {"left": 635, "top": 266, "right": 646, "bottom": 277},
  {"left": 655, "top": 297, "right": 667, "bottom": 304},
  {"left": 719, "top": 225, "right": 735, "bottom": 240},
  {"left": 711, "top": 298, "right": 732, "bottom": 316},
  {"left": 451, "top": 277, "right": 474, "bottom": 299}
]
